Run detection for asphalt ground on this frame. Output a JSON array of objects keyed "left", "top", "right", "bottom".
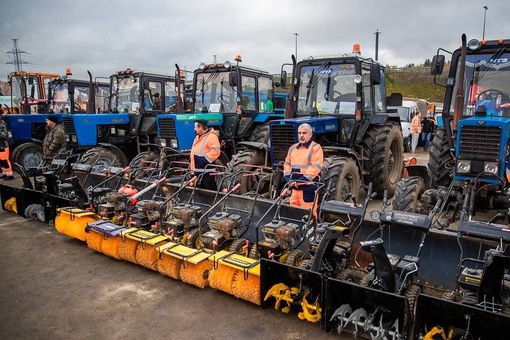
[{"left": 0, "top": 208, "right": 340, "bottom": 340}]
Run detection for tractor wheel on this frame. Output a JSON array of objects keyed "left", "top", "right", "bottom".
[
  {"left": 427, "top": 128, "right": 452, "bottom": 188},
  {"left": 285, "top": 249, "right": 304, "bottom": 267},
  {"left": 78, "top": 147, "right": 122, "bottom": 173},
  {"left": 129, "top": 151, "right": 160, "bottom": 177},
  {"left": 185, "top": 228, "right": 203, "bottom": 249},
  {"left": 223, "top": 150, "right": 266, "bottom": 195},
  {"left": 336, "top": 268, "right": 364, "bottom": 284},
  {"left": 403, "top": 137, "right": 411, "bottom": 153},
  {"left": 391, "top": 176, "right": 425, "bottom": 213},
  {"left": 13, "top": 142, "right": 43, "bottom": 168},
  {"left": 405, "top": 284, "right": 421, "bottom": 319},
  {"left": 249, "top": 123, "right": 270, "bottom": 143},
  {"left": 361, "top": 124, "right": 404, "bottom": 197},
  {"left": 229, "top": 238, "right": 249, "bottom": 257},
  {"left": 321, "top": 156, "right": 360, "bottom": 201}
]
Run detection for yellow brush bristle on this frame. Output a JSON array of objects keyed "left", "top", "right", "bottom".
[
  {"left": 208, "top": 264, "right": 236, "bottom": 294},
  {"left": 101, "top": 236, "right": 122, "bottom": 260},
  {"left": 54, "top": 215, "right": 69, "bottom": 236},
  {"left": 180, "top": 260, "right": 212, "bottom": 289},
  {"left": 232, "top": 270, "right": 261, "bottom": 305},
  {"left": 135, "top": 242, "right": 165, "bottom": 271},
  {"left": 118, "top": 238, "right": 139, "bottom": 264},
  {"left": 86, "top": 232, "right": 103, "bottom": 253},
  {"left": 68, "top": 217, "right": 97, "bottom": 242},
  {"left": 157, "top": 255, "right": 182, "bottom": 280}
]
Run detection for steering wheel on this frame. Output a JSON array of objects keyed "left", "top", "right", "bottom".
[
  {"left": 218, "top": 94, "right": 233, "bottom": 107},
  {"left": 74, "top": 103, "right": 82, "bottom": 112},
  {"left": 477, "top": 89, "right": 510, "bottom": 102}
]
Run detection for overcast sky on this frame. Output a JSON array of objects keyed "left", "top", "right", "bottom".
[{"left": 0, "top": 0, "right": 507, "bottom": 81}]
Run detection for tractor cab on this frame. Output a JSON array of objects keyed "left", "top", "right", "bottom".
[
  {"left": 8, "top": 71, "right": 58, "bottom": 114},
  {"left": 47, "top": 70, "right": 110, "bottom": 114}
]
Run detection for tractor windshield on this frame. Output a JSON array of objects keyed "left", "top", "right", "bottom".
[
  {"left": 49, "top": 82, "right": 70, "bottom": 112},
  {"left": 10, "top": 75, "right": 24, "bottom": 108},
  {"left": 297, "top": 63, "right": 357, "bottom": 116},
  {"left": 111, "top": 76, "right": 140, "bottom": 113},
  {"left": 457, "top": 51, "right": 510, "bottom": 117},
  {"left": 194, "top": 70, "right": 235, "bottom": 113}
]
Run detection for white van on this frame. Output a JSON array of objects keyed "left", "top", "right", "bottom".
[{"left": 388, "top": 102, "right": 420, "bottom": 152}]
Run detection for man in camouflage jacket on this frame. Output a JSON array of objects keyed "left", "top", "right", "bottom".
[{"left": 42, "top": 115, "right": 66, "bottom": 163}]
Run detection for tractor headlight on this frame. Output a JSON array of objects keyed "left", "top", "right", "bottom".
[
  {"left": 457, "top": 160, "right": 471, "bottom": 173},
  {"left": 66, "top": 135, "right": 70, "bottom": 142},
  {"left": 71, "top": 135, "right": 77, "bottom": 143},
  {"left": 170, "top": 139, "right": 178, "bottom": 149},
  {"left": 7, "top": 131, "right": 12, "bottom": 139},
  {"left": 156, "top": 138, "right": 166, "bottom": 147},
  {"left": 468, "top": 39, "right": 481, "bottom": 51},
  {"left": 484, "top": 162, "right": 499, "bottom": 174}
]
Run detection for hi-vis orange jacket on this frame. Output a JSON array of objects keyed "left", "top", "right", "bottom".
[
  {"left": 283, "top": 140, "right": 323, "bottom": 182},
  {"left": 190, "top": 128, "right": 221, "bottom": 170}
]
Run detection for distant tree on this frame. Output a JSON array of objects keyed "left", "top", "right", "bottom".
[{"left": 424, "top": 59, "right": 431, "bottom": 67}]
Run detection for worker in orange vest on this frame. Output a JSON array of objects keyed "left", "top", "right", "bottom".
[
  {"left": 190, "top": 119, "right": 221, "bottom": 190},
  {"left": 0, "top": 119, "right": 14, "bottom": 180},
  {"left": 283, "top": 123, "right": 324, "bottom": 209}
]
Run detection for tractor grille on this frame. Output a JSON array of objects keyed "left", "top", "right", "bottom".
[
  {"left": 271, "top": 125, "right": 296, "bottom": 163},
  {"left": 62, "top": 117, "right": 76, "bottom": 134},
  {"left": 158, "top": 118, "right": 177, "bottom": 138},
  {"left": 459, "top": 125, "right": 501, "bottom": 159}
]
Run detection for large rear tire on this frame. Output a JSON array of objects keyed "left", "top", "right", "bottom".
[
  {"left": 249, "top": 123, "right": 270, "bottom": 143},
  {"left": 361, "top": 124, "right": 404, "bottom": 197},
  {"left": 427, "top": 128, "right": 452, "bottom": 188},
  {"left": 78, "top": 147, "right": 123, "bottom": 173},
  {"left": 12, "top": 142, "right": 43, "bottom": 168},
  {"left": 391, "top": 176, "right": 425, "bottom": 213},
  {"left": 129, "top": 151, "right": 160, "bottom": 177},
  {"left": 321, "top": 156, "right": 360, "bottom": 201},
  {"left": 223, "top": 150, "right": 266, "bottom": 195}
]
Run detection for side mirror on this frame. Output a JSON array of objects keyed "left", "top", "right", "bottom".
[
  {"left": 280, "top": 70, "right": 288, "bottom": 88},
  {"left": 430, "top": 55, "right": 445, "bottom": 75},
  {"left": 370, "top": 64, "right": 381, "bottom": 85},
  {"left": 229, "top": 72, "right": 238, "bottom": 87}
]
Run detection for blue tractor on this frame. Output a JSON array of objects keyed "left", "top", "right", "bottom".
[
  {"left": 394, "top": 35, "right": 510, "bottom": 223},
  {"left": 155, "top": 58, "right": 286, "bottom": 168},
  {"left": 63, "top": 68, "right": 180, "bottom": 169},
  {"left": 3, "top": 70, "right": 109, "bottom": 168},
  {"left": 244, "top": 46, "right": 404, "bottom": 199}
]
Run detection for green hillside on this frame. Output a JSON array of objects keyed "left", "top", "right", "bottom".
[{"left": 386, "top": 66, "right": 449, "bottom": 103}]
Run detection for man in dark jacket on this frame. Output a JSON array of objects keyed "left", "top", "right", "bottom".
[
  {"left": 421, "top": 113, "right": 436, "bottom": 151},
  {"left": 42, "top": 115, "right": 66, "bottom": 165}
]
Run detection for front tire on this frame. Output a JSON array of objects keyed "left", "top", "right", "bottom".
[
  {"left": 361, "top": 124, "right": 404, "bottom": 197},
  {"left": 391, "top": 176, "right": 425, "bottom": 213},
  {"left": 321, "top": 157, "right": 360, "bottom": 201},
  {"left": 13, "top": 142, "right": 43, "bottom": 168},
  {"left": 427, "top": 128, "right": 452, "bottom": 188}
]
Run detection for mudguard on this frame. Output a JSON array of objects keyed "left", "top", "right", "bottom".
[{"left": 414, "top": 293, "right": 510, "bottom": 340}]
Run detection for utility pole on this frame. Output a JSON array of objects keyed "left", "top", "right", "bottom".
[
  {"left": 293, "top": 33, "right": 299, "bottom": 60},
  {"left": 482, "top": 6, "right": 488, "bottom": 40},
  {"left": 374, "top": 29, "right": 381, "bottom": 61},
  {"left": 7, "top": 39, "right": 30, "bottom": 71}
]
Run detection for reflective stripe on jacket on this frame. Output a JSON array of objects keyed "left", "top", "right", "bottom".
[
  {"left": 190, "top": 128, "right": 221, "bottom": 170},
  {"left": 283, "top": 140, "right": 323, "bottom": 181}
]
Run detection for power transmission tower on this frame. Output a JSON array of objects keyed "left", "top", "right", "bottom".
[{"left": 7, "top": 39, "right": 31, "bottom": 71}]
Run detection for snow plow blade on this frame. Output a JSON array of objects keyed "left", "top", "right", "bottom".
[{"left": 414, "top": 293, "right": 510, "bottom": 340}]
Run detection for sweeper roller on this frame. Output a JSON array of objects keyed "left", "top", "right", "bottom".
[
  {"left": 55, "top": 207, "right": 101, "bottom": 241},
  {"left": 120, "top": 229, "right": 170, "bottom": 271},
  {"left": 208, "top": 250, "right": 261, "bottom": 305},
  {"left": 156, "top": 242, "right": 182, "bottom": 280},
  {"left": 160, "top": 241, "right": 213, "bottom": 288},
  {"left": 85, "top": 220, "right": 127, "bottom": 260},
  {"left": 118, "top": 228, "right": 142, "bottom": 264}
]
